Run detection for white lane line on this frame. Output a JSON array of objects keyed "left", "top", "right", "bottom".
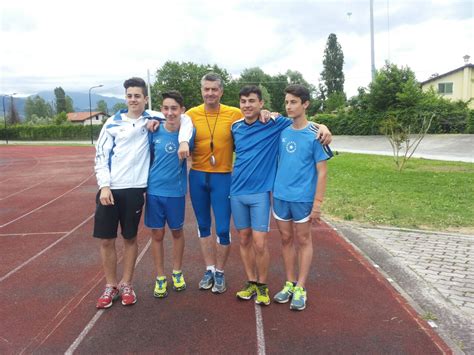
[
  {"left": 65, "top": 239, "right": 152, "bottom": 354},
  {"left": 0, "top": 179, "right": 48, "bottom": 201},
  {"left": 0, "top": 173, "right": 94, "bottom": 228},
  {"left": 254, "top": 304, "right": 266, "bottom": 355},
  {"left": 0, "top": 214, "right": 94, "bottom": 283},
  {"left": 0, "top": 232, "right": 67, "bottom": 237}
]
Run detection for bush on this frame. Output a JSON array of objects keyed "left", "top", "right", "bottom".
[{"left": 0, "top": 124, "right": 103, "bottom": 141}]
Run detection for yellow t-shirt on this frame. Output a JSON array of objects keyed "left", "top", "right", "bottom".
[{"left": 186, "top": 104, "right": 243, "bottom": 172}]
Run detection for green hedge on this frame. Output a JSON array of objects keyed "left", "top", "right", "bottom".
[
  {"left": 310, "top": 108, "right": 473, "bottom": 135},
  {"left": 0, "top": 124, "right": 103, "bottom": 141}
]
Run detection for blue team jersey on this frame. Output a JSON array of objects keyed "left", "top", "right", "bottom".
[
  {"left": 230, "top": 116, "right": 292, "bottom": 196},
  {"left": 147, "top": 126, "right": 195, "bottom": 197},
  {"left": 273, "top": 123, "right": 332, "bottom": 202}
]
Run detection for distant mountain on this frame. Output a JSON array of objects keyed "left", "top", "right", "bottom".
[{"left": 1, "top": 91, "right": 125, "bottom": 119}]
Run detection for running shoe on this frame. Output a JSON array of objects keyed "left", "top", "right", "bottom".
[
  {"left": 199, "top": 270, "right": 214, "bottom": 290},
  {"left": 172, "top": 271, "right": 186, "bottom": 291},
  {"left": 236, "top": 281, "right": 257, "bottom": 300},
  {"left": 120, "top": 283, "right": 137, "bottom": 306},
  {"left": 290, "top": 286, "right": 307, "bottom": 311},
  {"left": 255, "top": 284, "right": 271, "bottom": 306},
  {"left": 96, "top": 284, "right": 119, "bottom": 309},
  {"left": 273, "top": 281, "right": 295, "bottom": 304},
  {"left": 154, "top": 276, "right": 168, "bottom": 298},
  {"left": 211, "top": 271, "right": 226, "bottom": 293}
]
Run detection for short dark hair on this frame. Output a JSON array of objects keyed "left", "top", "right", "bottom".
[
  {"left": 201, "top": 72, "right": 224, "bottom": 89},
  {"left": 162, "top": 90, "right": 184, "bottom": 107},
  {"left": 239, "top": 85, "right": 262, "bottom": 101},
  {"left": 123, "top": 77, "right": 147, "bottom": 96},
  {"left": 284, "top": 84, "right": 310, "bottom": 104}
]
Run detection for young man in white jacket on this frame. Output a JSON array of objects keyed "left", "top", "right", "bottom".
[{"left": 94, "top": 77, "right": 192, "bottom": 309}]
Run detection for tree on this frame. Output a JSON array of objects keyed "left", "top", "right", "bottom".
[
  {"left": 66, "top": 96, "right": 74, "bottom": 113},
  {"left": 259, "top": 84, "right": 272, "bottom": 110},
  {"left": 152, "top": 61, "right": 235, "bottom": 110},
  {"left": 24, "top": 95, "right": 53, "bottom": 120},
  {"left": 54, "top": 87, "right": 67, "bottom": 113},
  {"left": 112, "top": 102, "right": 127, "bottom": 113},
  {"left": 368, "top": 62, "right": 419, "bottom": 112},
  {"left": 53, "top": 111, "right": 68, "bottom": 125},
  {"left": 8, "top": 97, "right": 21, "bottom": 124},
  {"left": 321, "top": 33, "right": 345, "bottom": 95},
  {"left": 96, "top": 100, "right": 108, "bottom": 114}
]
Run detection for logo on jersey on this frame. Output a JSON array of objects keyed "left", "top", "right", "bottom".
[
  {"left": 165, "top": 142, "right": 177, "bottom": 154},
  {"left": 286, "top": 141, "right": 297, "bottom": 153}
]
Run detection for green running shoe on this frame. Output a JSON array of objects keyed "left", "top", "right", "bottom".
[
  {"left": 172, "top": 271, "right": 186, "bottom": 291},
  {"left": 236, "top": 281, "right": 257, "bottom": 300},
  {"left": 290, "top": 286, "right": 307, "bottom": 311},
  {"left": 255, "top": 284, "right": 270, "bottom": 306},
  {"left": 273, "top": 281, "right": 295, "bottom": 304},
  {"left": 154, "top": 276, "right": 168, "bottom": 298}
]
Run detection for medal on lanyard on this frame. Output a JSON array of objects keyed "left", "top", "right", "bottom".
[
  {"left": 205, "top": 108, "right": 219, "bottom": 167},
  {"left": 209, "top": 141, "right": 216, "bottom": 166}
]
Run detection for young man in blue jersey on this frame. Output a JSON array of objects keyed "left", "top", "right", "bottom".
[
  {"left": 145, "top": 91, "right": 195, "bottom": 298},
  {"left": 272, "top": 84, "right": 332, "bottom": 311},
  {"left": 231, "top": 85, "right": 305, "bottom": 306},
  {"left": 94, "top": 78, "right": 193, "bottom": 309}
]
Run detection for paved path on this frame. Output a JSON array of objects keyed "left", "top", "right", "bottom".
[
  {"left": 332, "top": 221, "right": 474, "bottom": 354},
  {"left": 331, "top": 134, "right": 474, "bottom": 163}
]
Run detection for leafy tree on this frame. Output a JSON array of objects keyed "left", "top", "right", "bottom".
[
  {"left": 54, "top": 111, "right": 68, "bottom": 125},
  {"left": 24, "top": 95, "right": 53, "bottom": 120},
  {"left": 152, "top": 61, "right": 235, "bottom": 110},
  {"left": 325, "top": 92, "right": 347, "bottom": 112},
  {"left": 24, "top": 114, "right": 53, "bottom": 125},
  {"left": 368, "top": 62, "right": 419, "bottom": 112},
  {"left": 7, "top": 97, "right": 21, "bottom": 124},
  {"left": 96, "top": 99, "right": 108, "bottom": 114},
  {"left": 265, "top": 73, "right": 288, "bottom": 113},
  {"left": 66, "top": 96, "right": 74, "bottom": 113},
  {"left": 259, "top": 84, "right": 272, "bottom": 110},
  {"left": 112, "top": 102, "right": 127, "bottom": 113},
  {"left": 239, "top": 67, "right": 271, "bottom": 86},
  {"left": 321, "top": 33, "right": 345, "bottom": 95},
  {"left": 54, "top": 87, "right": 67, "bottom": 113}
]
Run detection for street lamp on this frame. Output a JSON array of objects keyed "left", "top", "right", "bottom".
[
  {"left": 89, "top": 84, "right": 103, "bottom": 145},
  {"left": 3, "top": 93, "right": 17, "bottom": 144}
]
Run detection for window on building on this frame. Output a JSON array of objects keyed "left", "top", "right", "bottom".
[
  {"left": 438, "top": 82, "right": 453, "bottom": 94},
  {"left": 96, "top": 116, "right": 99, "bottom": 120}
]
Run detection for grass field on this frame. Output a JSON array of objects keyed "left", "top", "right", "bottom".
[{"left": 324, "top": 153, "right": 474, "bottom": 232}]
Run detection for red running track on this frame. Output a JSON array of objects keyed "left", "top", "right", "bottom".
[{"left": 0, "top": 145, "right": 451, "bottom": 354}]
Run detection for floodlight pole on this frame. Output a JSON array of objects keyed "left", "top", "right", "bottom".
[{"left": 89, "top": 85, "right": 103, "bottom": 145}]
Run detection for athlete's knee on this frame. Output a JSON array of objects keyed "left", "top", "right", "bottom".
[{"left": 151, "top": 229, "right": 165, "bottom": 242}]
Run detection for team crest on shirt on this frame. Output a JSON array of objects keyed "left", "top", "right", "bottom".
[
  {"left": 286, "top": 141, "right": 297, "bottom": 153},
  {"left": 165, "top": 142, "right": 177, "bottom": 153}
]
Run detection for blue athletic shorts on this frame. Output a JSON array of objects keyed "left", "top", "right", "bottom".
[
  {"left": 272, "top": 197, "right": 312, "bottom": 223},
  {"left": 189, "top": 169, "right": 231, "bottom": 245},
  {"left": 144, "top": 194, "right": 185, "bottom": 230},
  {"left": 230, "top": 192, "right": 271, "bottom": 232}
]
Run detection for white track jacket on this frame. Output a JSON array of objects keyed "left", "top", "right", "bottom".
[{"left": 94, "top": 109, "right": 193, "bottom": 190}]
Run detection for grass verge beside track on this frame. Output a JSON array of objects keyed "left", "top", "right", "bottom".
[{"left": 325, "top": 153, "right": 474, "bottom": 232}]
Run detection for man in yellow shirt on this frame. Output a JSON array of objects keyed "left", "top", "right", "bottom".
[{"left": 186, "top": 73, "right": 332, "bottom": 294}]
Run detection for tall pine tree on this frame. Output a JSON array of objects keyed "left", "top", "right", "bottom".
[{"left": 321, "top": 33, "right": 345, "bottom": 95}]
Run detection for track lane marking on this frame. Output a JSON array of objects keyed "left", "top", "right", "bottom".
[
  {"left": 0, "top": 173, "right": 95, "bottom": 228},
  {"left": 0, "top": 214, "right": 94, "bottom": 283},
  {"left": 65, "top": 238, "right": 152, "bottom": 354}
]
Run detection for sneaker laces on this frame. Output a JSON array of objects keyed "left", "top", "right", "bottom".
[
  {"left": 121, "top": 284, "right": 133, "bottom": 295},
  {"left": 293, "top": 287, "right": 303, "bottom": 300},
  {"left": 101, "top": 286, "right": 116, "bottom": 299},
  {"left": 173, "top": 273, "right": 182, "bottom": 283}
]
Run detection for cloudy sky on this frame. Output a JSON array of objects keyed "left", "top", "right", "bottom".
[{"left": 1, "top": 0, "right": 472, "bottom": 99}]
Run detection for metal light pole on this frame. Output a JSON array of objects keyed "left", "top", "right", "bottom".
[
  {"left": 370, "top": 0, "right": 376, "bottom": 82},
  {"left": 3, "top": 93, "right": 17, "bottom": 144},
  {"left": 89, "top": 85, "right": 103, "bottom": 145}
]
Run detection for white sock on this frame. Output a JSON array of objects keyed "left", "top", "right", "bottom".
[
  {"left": 216, "top": 269, "right": 224, "bottom": 274},
  {"left": 206, "top": 265, "right": 216, "bottom": 274}
]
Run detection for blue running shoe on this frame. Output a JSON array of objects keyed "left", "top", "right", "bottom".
[
  {"left": 212, "top": 271, "right": 226, "bottom": 294},
  {"left": 199, "top": 270, "right": 214, "bottom": 290}
]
